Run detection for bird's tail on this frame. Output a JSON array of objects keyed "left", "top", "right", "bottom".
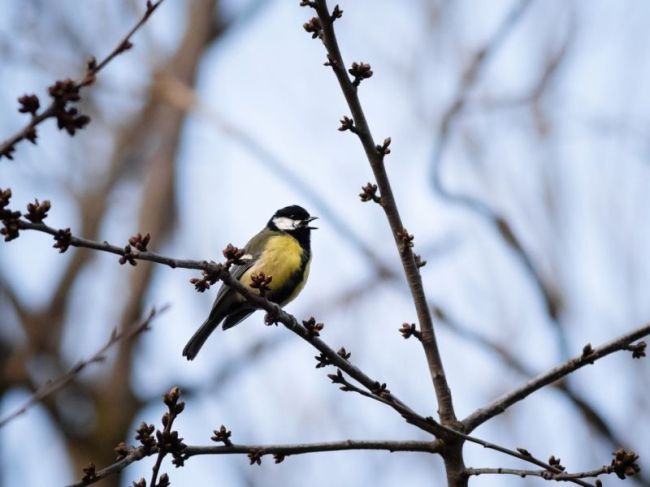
[{"left": 182, "top": 317, "right": 220, "bottom": 361}]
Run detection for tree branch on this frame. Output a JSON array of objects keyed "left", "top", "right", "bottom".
[
  {"left": 8, "top": 208, "right": 633, "bottom": 485},
  {"left": 0, "top": 306, "right": 167, "bottom": 429},
  {"left": 466, "top": 466, "right": 609, "bottom": 482},
  {"left": 458, "top": 435, "right": 596, "bottom": 487},
  {"left": 435, "top": 302, "right": 650, "bottom": 486},
  {"left": 6, "top": 215, "right": 444, "bottom": 438},
  {"left": 186, "top": 439, "right": 442, "bottom": 458},
  {"left": 67, "top": 439, "right": 442, "bottom": 487},
  {"left": 466, "top": 447, "right": 640, "bottom": 484},
  {"left": 463, "top": 324, "right": 649, "bottom": 432},
  {"left": 0, "top": 0, "right": 165, "bottom": 160},
  {"left": 306, "top": 0, "right": 457, "bottom": 429}
]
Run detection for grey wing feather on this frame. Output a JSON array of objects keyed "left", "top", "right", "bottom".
[
  {"left": 182, "top": 232, "right": 268, "bottom": 360},
  {"left": 208, "top": 230, "right": 268, "bottom": 312},
  {"left": 211, "top": 259, "right": 252, "bottom": 308},
  {"left": 211, "top": 229, "right": 267, "bottom": 301},
  {"left": 222, "top": 309, "right": 255, "bottom": 330}
]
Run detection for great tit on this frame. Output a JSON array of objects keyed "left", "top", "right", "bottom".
[{"left": 182, "top": 205, "right": 317, "bottom": 360}]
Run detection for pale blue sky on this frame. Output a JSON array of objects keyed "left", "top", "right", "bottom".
[{"left": 2, "top": 1, "right": 650, "bottom": 486}]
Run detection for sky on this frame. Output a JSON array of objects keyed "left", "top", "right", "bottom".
[{"left": 1, "top": 0, "right": 650, "bottom": 486}]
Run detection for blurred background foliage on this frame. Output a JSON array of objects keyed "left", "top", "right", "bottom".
[{"left": 1, "top": 0, "right": 649, "bottom": 485}]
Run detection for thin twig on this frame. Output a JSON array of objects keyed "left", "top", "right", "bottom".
[
  {"left": 149, "top": 442, "right": 166, "bottom": 486},
  {"left": 149, "top": 387, "right": 185, "bottom": 487},
  {"left": 465, "top": 466, "right": 609, "bottom": 482},
  {"left": 466, "top": 446, "right": 641, "bottom": 483},
  {"left": 463, "top": 324, "right": 650, "bottom": 432},
  {"left": 67, "top": 447, "right": 150, "bottom": 487},
  {"left": 459, "top": 435, "right": 595, "bottom": 487},
  {"left": 93, "top": 1, "right": 165, "bottom": 74},
  {"left": 0, "top": 0, "right": 165, "bottom": 160},
  {"left": 186, "top": 439, "right": 442, "bottom": 457},
  {"left": 66, "top": 439, "right": 442, "bottom": 486},
  {"left": 0, "top": 306, "right": 167, "bottom": 428}
]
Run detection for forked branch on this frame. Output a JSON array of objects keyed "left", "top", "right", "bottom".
[{"left": 305, "top": 0, "right": 457, "bottom": 429}]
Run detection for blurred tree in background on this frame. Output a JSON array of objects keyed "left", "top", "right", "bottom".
[{"left": 1, "top": 1, "right": 649, "bottom": 486}]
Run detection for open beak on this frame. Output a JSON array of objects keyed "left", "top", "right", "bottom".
[{"left": 304, "top": 216, "right": 319, "bottom": 229}]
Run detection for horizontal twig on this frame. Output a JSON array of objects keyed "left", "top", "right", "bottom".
[
  {"left": 466, "top": 466, "right": 608, "bottom": 482},
  {"left": 186, "top": 439, "right": 442, "bottom": 457},
  {"left": 460, "top": 435, "right": 595, "bottom": 487},
  {"left": 67, "top": 439, "right": 442, "bottom": 486}
]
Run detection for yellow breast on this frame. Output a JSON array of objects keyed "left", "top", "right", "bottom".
[{"left": 241, "top": 235, "right": 305, "bottom": 292}]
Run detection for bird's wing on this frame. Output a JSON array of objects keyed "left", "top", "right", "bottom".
[{"left": 212, "top": 228, "right": 272, "bottom": 304}]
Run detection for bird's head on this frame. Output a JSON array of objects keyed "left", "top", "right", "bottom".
[{"left": 268, "top": 205, "right": 318, "bottom": 232}]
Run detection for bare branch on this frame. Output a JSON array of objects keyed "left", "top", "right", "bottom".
[
  {"left": 149, "top": 387, "right": 186, "bottom": 487},
  {"left": 435, "top": 304, "right": 648, "bottom": 468},
  {"left": 9, "top": 203, "right": 633, "bottom": 485},
  {"left": 186, "top": 439, "right": 442, "bottom": 458},
  {"left": 466, "top": 448, "right": 640, "bottom": 483},
  {"left": 463, "top": 323, "right": 650, "bottom": 432},
  {"left": 0, "top": 306, "right": 167, "bottom": 429},
  {"left": 465, "top": 466, "right": 608, "bottom": 482},
  {"left": 458, "top": 436, "right": 596, "bottom": 487},
  {"left": 67, "top": 445, "right": 148, "bottom": 487},
  {"left": 308, "top": 0, "right": 458, "bottom": 429},
  {"left": 0, "top": 0, "right": 165, "bottom": 160},
  {"left": 313, "top": 266, "right": 640, "bottom": 476},
  {"left": 5, "top": 213, "right": 445, "bottom": 437},
  {"left": 67, "top": 439, "right": 442, "bottom": 486}
]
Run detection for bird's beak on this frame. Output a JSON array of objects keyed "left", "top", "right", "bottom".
[{"left": 305, "top": 216, "right": 318, "bottom": 229}]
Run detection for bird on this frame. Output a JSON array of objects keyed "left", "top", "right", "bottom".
[{"left": 182, "top": 205, "right": 317, "bottom": 360}]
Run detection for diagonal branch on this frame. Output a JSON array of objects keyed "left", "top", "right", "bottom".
[
  {"left": 0, "top": 306, "right": 167, "bottom": 428},
  {"left": 8, "top": 213, "right": 632, "bottom": 483},
  {"left": 463, "top": 324, "right": 649, "bottom": 432},
  {"left": 436, "top": 303, "right": 650, "bottom": 481},
  {"left": 9, "top": 217, "right": 444, "bottom": 437},
  {"left": 0, "top": 0, "right": 165, "bottom": 160},
  {"left": 307, "top": 0, "right": 457, "bottom": 428}
]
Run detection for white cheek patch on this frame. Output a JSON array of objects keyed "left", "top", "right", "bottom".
[
  {"left": 272, "top": 216, "right": 297, "bottom": 231},
  {"left": 241, "top": 254, "right": 253, "bottom": 262}
]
